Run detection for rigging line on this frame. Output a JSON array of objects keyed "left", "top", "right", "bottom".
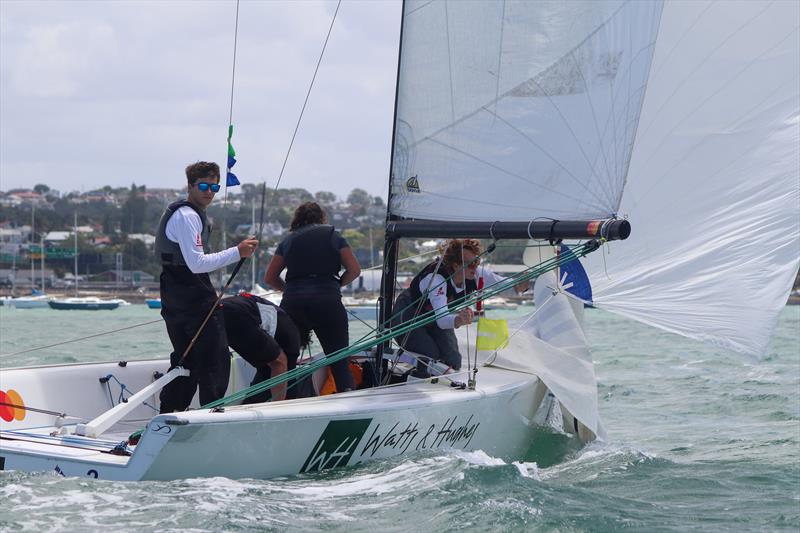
[
  {"left": 476, "top": 108, "right": 612, "bottom": 210},
  {"left": 569, "top": 49, "right": 615, "bottom": 194},
  {"left": 0, "top": 319, "right": 164, "bottom": 358},
  {"left": 444, "top": 0, "right": 456, "bottom": 125},
  {"left": 207, "top": 243, "right": 599, "bottom": 407},
  {"left": 634, "top": 0, "right": 777, "bottom": 145},
  {"left": 361, "top": 247, "right": 440, "bottom": 272},
  {"left": 273, "top": 0, "right": 342, "bottom": 192},
  {"left": 221, "top": 0, "right": 241, "bottom": 248},
  {"left": 626, "top": 26, "right": 800, "bottom": 214},
  {"left": 491, "top": 0, "right": 506, "bottom": 124},
  {"left": 384, "top": 251, "right": 447, "bottom": 385}
]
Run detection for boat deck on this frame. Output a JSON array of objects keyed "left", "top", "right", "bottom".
[{"left": 0, "top": 421, "right": 146, "bottom": 467}]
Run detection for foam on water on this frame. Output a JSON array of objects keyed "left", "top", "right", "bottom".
[{"left": 1, "top": 305, "right": 798, "bottom": 531}]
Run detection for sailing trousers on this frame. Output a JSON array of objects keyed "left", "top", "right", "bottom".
[
  {"left": 158, "top": 269, "right": 231, "bottom": 413},
  {"left": 280, "top": 293, "right": 355, "bottom": 392},
  {"left": 223, "top": 297, "right": 302, "bottom": 402},
  {"left": 392, "top": 290, "right": 462, "bottom": 376}
]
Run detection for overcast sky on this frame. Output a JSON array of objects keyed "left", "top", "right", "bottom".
[{"left": 0, "top": 0, "right": 401, "bottom": 199}]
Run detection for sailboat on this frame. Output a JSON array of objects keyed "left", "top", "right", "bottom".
[
  {"left": 0, "top": 1, "right": 797, "bottom": 481},
  {"left": 48, "top": 213, "right": 120, "bottom": 311},
  {"left": 7, "top": 205, "right": 51, "bottom": 309}
]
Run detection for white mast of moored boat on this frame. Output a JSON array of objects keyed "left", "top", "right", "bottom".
[
  {"left": 30, "top": 203, "right": 35, "bottom": 293},
  {"left": 73, "top": 211, "right": 78, "bottom": 297}
]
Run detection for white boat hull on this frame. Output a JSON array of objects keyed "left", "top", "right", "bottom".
[{"left": 0, "top": 357, "right": 554, "bottom": 481}]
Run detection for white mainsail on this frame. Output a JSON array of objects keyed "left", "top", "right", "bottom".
[{"left": 390, "top": 0, "right": 663, "bottom": 221}]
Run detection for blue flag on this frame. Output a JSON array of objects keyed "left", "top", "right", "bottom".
[
  {"left": 559, "top": 244, "right": 592, "bottom": 303},
  {"left": 226, "top": 172, "right": 240, "bottom": 186},
  {"left": 228, "top": 154, "right": 236, "bottom": 169}
]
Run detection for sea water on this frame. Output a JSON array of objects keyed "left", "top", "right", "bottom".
[{"left": 0, "top": 304, "right": 798, "bottom": 532}]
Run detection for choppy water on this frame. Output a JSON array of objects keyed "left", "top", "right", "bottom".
[{"left": 1, "top": 304, "right": 798, "bottom": 532}]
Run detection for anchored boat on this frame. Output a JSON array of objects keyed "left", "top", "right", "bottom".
[{"left": 1, "top": 0, "right": 797, "bottom": 481}]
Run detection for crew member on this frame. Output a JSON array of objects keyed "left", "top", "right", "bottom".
[
  {"left": 264, "top": 202, "right": 361, "bottom": 393},
  {"left": 155, "top": 161, "right": 258, "bottom": 413},
  {"left": 221, "top": 292, "right": 304, "bottom": 403},
  {"left": 392, "top": 239, "right": 530, "bottom": 377}
]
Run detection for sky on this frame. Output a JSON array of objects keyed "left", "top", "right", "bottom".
[{"left": 0, "top": 0, "right": 402, "bottom": 199}]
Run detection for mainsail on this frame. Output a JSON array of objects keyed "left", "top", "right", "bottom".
[
  {"left": 389, "top": 0, "right": 800, "bottom": 357},
  {"left": 390, "top": 0, "right": 663, "bottom": 221}
]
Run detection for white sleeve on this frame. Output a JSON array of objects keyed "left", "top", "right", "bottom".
[
  {"left": 165, "top": 207, "right": 241, "bottom": 274},
  {"left": 419, "top": 273, "right": 456, "bottom": 329},
  {"left": 479, "top": 268, "right": 507, "bottom": 288}
]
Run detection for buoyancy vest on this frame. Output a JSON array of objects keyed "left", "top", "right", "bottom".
[
  {"left": 280, "top": 224, "right": 342, "bottom": 294},
  {"left": 154, "top": 200, "right": 211, "bottom": 266},
  {"left": 155, "top": 201, "right": 215, "bottom": 313},
  {"left": 408, "top": 260, "right": 478, "bottom": 314}
]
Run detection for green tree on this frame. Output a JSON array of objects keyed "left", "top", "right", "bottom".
[
  {"left": 33, "top": 184, "right": 50, "bottom": 195},
  {"left": 347, "top": 188, "right": 371, "bottom": 207}
]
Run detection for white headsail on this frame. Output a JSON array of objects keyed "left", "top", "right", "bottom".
[{"left": 584, "top": 1, "right": 800, "bottom": 356}]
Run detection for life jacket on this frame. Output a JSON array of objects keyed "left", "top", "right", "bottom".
[
  {"left": 154, "top": 201, "right": 215, "bottom": 314},
  {"left": 154, "top": 200, "right": 211, "bottom": 267},
  {"left": 408, "top": 260, "right": 478, "bottom": 314},
  {"left": 280, "top": 224, "right": 342, "bottom": 291}
]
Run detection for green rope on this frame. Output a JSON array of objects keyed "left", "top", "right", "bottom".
[{"left": 200, "top": 240, "right": 600, "bottom": 409}]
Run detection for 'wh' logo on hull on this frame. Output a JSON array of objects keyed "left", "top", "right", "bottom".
[{"left": 300, "top": 419, "right": 372, "bottom": 473}]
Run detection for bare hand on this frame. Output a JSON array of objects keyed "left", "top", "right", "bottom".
[
  {"left": 454, "top": 307, "right": 474, "bottom": 328},
  {"left": 237, "top": 238, "right": 259, "bottom": 258},
  {"left": 515, "top": 280, "right": 531, "bottom": 294}
]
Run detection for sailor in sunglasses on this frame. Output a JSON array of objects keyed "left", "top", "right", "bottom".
[{"left": 154, "top": 161, "right": 259, "bottom": 413}]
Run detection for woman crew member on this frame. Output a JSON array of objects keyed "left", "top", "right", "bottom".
[
  {"left": 264, "top": 202, "right": 361, "bottom": 393},
  {"left": 391, "top": 239, "right": 480, "bottom": 376}
]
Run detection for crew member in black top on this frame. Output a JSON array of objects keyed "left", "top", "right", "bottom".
[
  {"left": 154, "top": 161, "right": 258, "bottom": 413},
  {"left": 221, "top": 293, "right": 304, "bottom": 402},
  {"left": 391, "top": 239, "right": 479, "bottom": 376},
  {"left": 264, "top": 202, "right": 361, "bottom": 393}
]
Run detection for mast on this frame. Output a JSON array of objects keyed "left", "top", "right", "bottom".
[
  {"left": 73, "top": 211, "right": 78, "bottom": 297},
  {"left": 30, "top": 203, "right": 35, "bottom": 293},
  {"left": 40, "top": 234, "right": 45, "bottom": 292},
  {"left": 251, "top": 196, "right": 256, "bottom": 289},
  {"left": 377, "top": 0, "right": 407, "bottom": 373}
]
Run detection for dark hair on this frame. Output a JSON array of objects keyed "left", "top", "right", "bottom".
[
  {"left": 440, "top": 238, "right": 482, "bottom": 269},
  {"left": 185, "top": 161, "right": 220, "bottom": 185},
  {"left": 290, "top": 202, "right": 327, "bottom": 231}
]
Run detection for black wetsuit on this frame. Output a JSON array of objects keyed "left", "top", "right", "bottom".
[
  {"left": 154, "top": 200, "right": 231, "bottom": 412},
  {"left": 275, "top": 224, "right": 354, "bottom": 392},
  {"left": 221, "top": 293, "right": 302, "bottom": 402}
]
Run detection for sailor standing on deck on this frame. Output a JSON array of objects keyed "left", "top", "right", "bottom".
[{"left": 154, "top": 161, "right": 258, "bottom": 413}]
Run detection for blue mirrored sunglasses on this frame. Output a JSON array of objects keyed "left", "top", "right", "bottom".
[{"left": 195, "top": 183, "right": 221, "bottom": 193}]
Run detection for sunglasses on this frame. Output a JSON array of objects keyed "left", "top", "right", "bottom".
[{"left": 195, "top": 182, "right": 221, "bottom": 193}]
